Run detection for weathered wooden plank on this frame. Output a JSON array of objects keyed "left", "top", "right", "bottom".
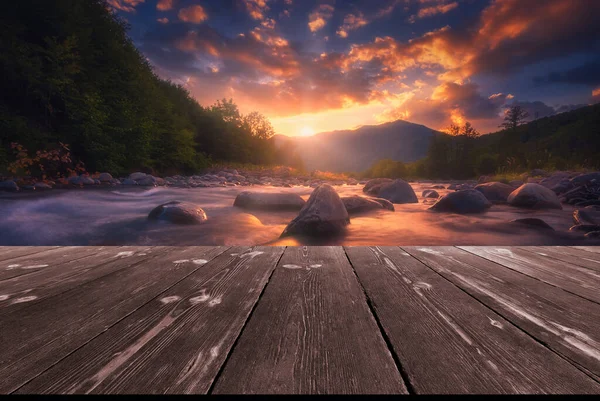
[
  {"left": 0, "top": 247, "right": 60, "bottom": 263},
  {"left": 405, "top": 246, "right": 600, "bottom": 382},
  {"left": 345, "top": 246, "right": 600, "bottom": 394},
  {"left": 0, "top": 246, "right": 229, "bottom": 393},
  {"left": 16, "top": 246, "right": 284, "bottom": 394},
  {"left": 0, "top": 246, "right": 166, "bottom": 316},
  {"left": 0, "top": 247, "right": 104, "bottom": 281},
  {"left": 213, "top": 246, "right": 407, "bottom": 394},
  {"left": 519, "top": 246, "right": 600, "bottom": 273},
  {"left": 570, "top": 246, "right": 600, "bottom": 255},
  {"left": 458, "top": 246, "right": 600, "bottom": 304}
]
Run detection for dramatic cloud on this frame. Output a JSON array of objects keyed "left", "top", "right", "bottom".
[
  {"left": 308, "top": 4, "right": 334, "bottom": 33},
  {"left": 106, "top": 0, "right": 144, "bottom": 13},
  {"left": 409, "top": 1, "right": 458, "bottom": 23},
  {"left": 242, "top": 0, "right": 270, "bottom": 21},
  {"left": 156, "top": 0, "right": 173, "bottom": 11},
  {"left": 336, "top": 12, "right": 369, "bottom": 38},
  {"left": 119, "top": 0, "right": 600, "bottom": 135},
  {"left": 178, "top": 5, "right": 208, "bottom": 24}
]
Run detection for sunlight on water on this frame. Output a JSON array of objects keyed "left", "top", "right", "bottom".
[{"left": 0, "top": 183, "right": 597, "bottom": 246}]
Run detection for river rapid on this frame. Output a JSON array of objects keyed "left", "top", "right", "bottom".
[{"left": 0, "top": 183, "right": 597, "bottom": 246}]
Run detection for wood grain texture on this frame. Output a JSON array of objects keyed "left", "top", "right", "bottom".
[
  {"left": 570, "top": 246, "right": 600, "bottom": 254},
  {"left": 0, "top": 246, "right": 165, "bottom": 316},
  {"left": 459, "top": 246, "right": 600, "bottom": 304},
  {"left": 527, "top": 246, "right": 600, "bottom": 273},
  {"left": 405, "top": 246, "right": 600, "bottom": 382},
  {"left": 0, "top": 247, "right": 106, "bottom": 281},
  {"left": 0, "top": 246, "right": 229, "bottom": 393},
  {"left": 212, "top": 246, "right": 407, "bottom": 394},
  {"left": 17, "top": 246, "right": 284, "bottom": 394},
  {"left": 0, "top": 247, "right": 60, "bottom": 263},
  {"left": 346, "top": 246, "right": 600, "bottom": 394}
]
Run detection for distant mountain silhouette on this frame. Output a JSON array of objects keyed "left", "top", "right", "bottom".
[{"left": 274, "top": 120, "right": 443, "bottom": 172}]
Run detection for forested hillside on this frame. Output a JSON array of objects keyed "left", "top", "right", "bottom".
[
  {"left": 363, "top": 103, "right": 600, "bottom": 180},
  {"left": 0, "top": 0, "right": 292, "bottom": 177}
]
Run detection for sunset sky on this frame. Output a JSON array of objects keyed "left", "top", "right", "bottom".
[{"left": 109, "top": 0, "right": 600, "bottom": 136}]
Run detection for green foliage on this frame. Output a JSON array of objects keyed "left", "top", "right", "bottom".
[
  {"left": 0, "top": 0, "right": 286, "bottom": 177},
  {"left": 475, "top": 154, "right": 498, "bottom": 176},
  {"left": 364, "top": 105, "right": 600, "bottom": 180}
]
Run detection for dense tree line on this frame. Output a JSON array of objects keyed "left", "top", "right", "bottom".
[
  {"left": 364, "top": 103, "right": 600, "bottom": 180},
  {"left": 0, "top": 0, "right": 299, "bottom": 177}
]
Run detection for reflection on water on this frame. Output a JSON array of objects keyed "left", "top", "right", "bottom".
[{"left": 1, "top": 183, "right": 598, "bottom": 246}]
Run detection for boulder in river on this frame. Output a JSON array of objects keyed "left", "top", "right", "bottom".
[
  {"left": 363, "top": 178, "right": 393, "bottom": 195},
  {"left": 429, "top": 189, "right": 492, "bottom": 214},
  {"left": 370, "top": 179, "right": 418, "bottom": 204},
  {"left": 98, "top": 173, "right": 113, "bottom": 183},
  {"left": 573, "top": 209, "right": 600, "bottom": 226},
  {"left": 148, "top": 201, "right": 208, "bottom": 225},
  {"left": 341, "top": 195, "right": 394, "bottom": 214},
  {"left": 233, "top": 191, "right": 306, "bottom": 211},
  {"left": 422, "top": 189, "right": 439, "bottom": 199},
  {"left": 510, "top": 218, "right": 554, "bottom": 230},
  {"left": 129, "top": 172, "right": 147, "bottom": 181},
  {"left": 122, "top": 178, "right": 137, "bottom": 185},
  {"left": 0, "top": 180, "right": 19, "bottom": 191},
  {"left": 68, "top": 175, "right": 95, "bottom": 186},
  {"left": 474, "top": 182, "right": 515, "bottom": 203},
  {"left": 507, "top": 183, "right": 562, "bottom": 210},
  {"left": 33, "top": 182, "right": 52, "bottom": 190},
  {"left": 281, "top": 184, "right": 349, "bottom": 237},
  {"left": 136, "top": 175, "right": 157, "bottom": 186},
  {"left": 570, "top": 172, "right": 600, "bottom": 186}
]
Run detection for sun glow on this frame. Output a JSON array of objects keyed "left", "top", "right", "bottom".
[{"left": 300, "top": 126, "right": 315, "bottom": 136}]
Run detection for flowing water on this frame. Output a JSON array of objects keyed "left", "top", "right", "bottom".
[{"left": 0, "top": 183, "right": 597, "bottom": 246}]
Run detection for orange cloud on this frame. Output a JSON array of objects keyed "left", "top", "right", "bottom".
[
  {"left": 593, "top": 87, "right": 600, "bottom": 97},
  {"left": 308, "top": 4, "right": 334, "bottom": 33},
  {"left": 243, "top": 0, "right": 270, "bottom": 20},
  {"left": 157, "top": 17, "right": 169, "bottom": 24},
  {"left": 178, "top": 5, "right": 208, "bottom": 24},
  {"left": 156, "top": 0, "right": 173, "bottom": 11},
  {"left": 106, "top": 0, "right": 144, "bottom": 13},
  {"left": 336, "top": 12, "right": 369, "bottom": 38}
]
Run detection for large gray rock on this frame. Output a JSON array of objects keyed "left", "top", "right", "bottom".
[
  {"left": 281, "top": 184, "right": 349, "bottom": 237},
  {"left": 363, "top": 178, "right": 393, "bottom": 195},
  {"left": 510, "top": 218, "right": 554, "bottom": 230},
  {"left": 573, "top": 209, "right": 600, "bottom": 226},
  {"left": 429, "top": 189, "right": 492, "bottom": 214},
  {"left": 570, "top": 172, "right": 600, "bottom": 186},
  {"left": 33, "top": 182, "right": 52, "bottom": 190},
  {"left": 122, "top": 178, "right": 137, "bottom": 185},
  {"left": 371, "top": 179, "right": 418, "bottom": 204},
  {"left": 136, "top": 175, "right": 157, "bottom": 186},
  {"left": 0, "top": 180, "right": 19, "bottom": 191},
  {"left": 474, "top": 182, "right": 515, "bottom": 203},
  {"left": 148, "top": 201, "right": 207, "bottom": 225},
  {"left": 233, "top": 191, "right": 306, "bottom": 211},
  {"left": 422, "top": 190, "right": 439, "bottom": 199},
  {"left": 68, "top": 175, "right": 95, "bottom": 185},
  {"left": 341, "top": 195, "right": 394, "bottom": 214},
  {"left": 98, "top": 173, "right": 113, "bottom": 182},
  {"left": 129, "top": 172, "right": 147, "bottom": 181},
  {"left": 507, "top": 183, "right": 562, "bottom": 210}
]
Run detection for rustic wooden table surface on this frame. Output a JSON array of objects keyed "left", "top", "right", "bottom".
[{"left": 1, "top": 246, "right": 599, "bottom": 394}]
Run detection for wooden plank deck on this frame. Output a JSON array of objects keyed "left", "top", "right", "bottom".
[{"left": 1, "top": 246, "right": 600, "bottom": 394}]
